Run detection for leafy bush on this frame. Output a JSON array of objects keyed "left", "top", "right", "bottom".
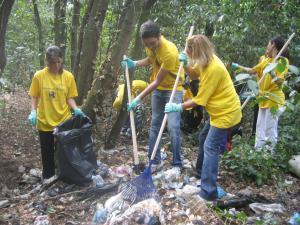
[{"left": 222, "top": 103, "right": 300, "bottom": 186}]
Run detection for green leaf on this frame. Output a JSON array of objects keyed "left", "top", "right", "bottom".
[
  {"left": 288, "top": 65, "right": 300, "bottom": 75},
  {"left": 263, "top": 63, "right": 278, "bottom": 75},
  {"left": 276, "top": 57, "right": 287, "bottom": 73},
  {"left": 235, "top": 73, "right": 251, "bottom": 81},
  {"left": 286, "top": 101, "right": 295, "bottom": 111},
  {"left": 247, "top": 80, "right": 259, "bottom": 95},
  {"left": 270, "top": 106, "right": 278, "bottom": 115}
]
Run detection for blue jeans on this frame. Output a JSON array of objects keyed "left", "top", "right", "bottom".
[
  {"left": 148, "top": 90, "right": 183, "bottom": 166},
  {"left": 196, "top": 122, "right": 228, "bottom": 200}
]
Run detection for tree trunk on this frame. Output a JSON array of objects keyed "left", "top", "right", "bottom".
[
  {"left": 32, "top": 0, "right": 44, "bottom": 68},
  {"left": 54, "top": 0, "right": 67, "bottom": 57},
  {"left": 107, "top": 0, "right": 157, "bottom": 148},
  {"left": 70, "top": 0, "right": 81, "bottom": 72},
  {"left": 81, "top": 0, "right": 143, "bottom": 149},
  {"left": 0, "top": 0, "right": 15, "bottom": 76},
  {"left": 130, "top": 0, "right": 157, "bottom": 59},
  {"left": 76, "top": 0, "right": 109, "bottom": 105},
  {"left": 73, "top": 0, "right": 94, "bottom": 78}
]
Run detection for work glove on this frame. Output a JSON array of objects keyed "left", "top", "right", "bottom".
[
  {"left": 179, "top": 52, "right": 188, "bottom": 66},
  {"left": 127, "top": 96, "right": 141, "bottom": 111},
  {"left": 28, "top": 110, "right": 37, "bottom": 126},
  {"left": 121, "top": 57, "right": 137, "bottom": 69},
  {"left": 164, "top": 103, "right": 183, "bottom": 113},
  {"left": 231, "top": 62, "right": 240, "bottom": 71},
  {"left": 74, "top": 108, "right": 85, "bottom": 117}
]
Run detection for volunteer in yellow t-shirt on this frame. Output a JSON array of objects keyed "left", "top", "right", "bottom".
[
  {"left": 165, "top": 35, "right": 242, "bottom": 201},
  {"left": 232, "top": 37, "right": 289, "bottom": 150},
  {"left": 28, "top": 45, "right": 84, "bottom": 179},
  {"left": 112, "top": 80, "right": 148, "bottom": 136},
  {"left": 121, "top": 20, "right": 184, "bottom": 170}
]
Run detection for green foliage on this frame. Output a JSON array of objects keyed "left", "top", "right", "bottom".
[
  {"left": 222, "top": 103, "right": 300, "bottom": 186},
  {"left": 222, "top": 143, "right": 279, "bottom": 186},
  {"left": 213, "top": 207, "right": 252, "bottom": 225}
]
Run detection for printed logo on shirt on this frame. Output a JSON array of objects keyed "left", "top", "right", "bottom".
[{"left": 49, "top": 91, "right": 56, "bottom": 98}]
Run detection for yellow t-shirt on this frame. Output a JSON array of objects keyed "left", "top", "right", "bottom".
[
  {"left": 146, "top": 36, "right": 184, "bottom": 91},
  {"left": 252, "top": 57, "right": 289, "bottom": 108},
  {"left": 192, "top": 55, "right": 242, "bottom": 128},
  {"left": 29, "top": 67, "right": 78, "bottom": 131},
  {"left": 112, "top": 80, "right": 148, "bottom": 110}
]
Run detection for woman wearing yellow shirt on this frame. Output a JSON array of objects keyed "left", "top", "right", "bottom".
[
  {"left": 232, "top": 37, "right": 289, "bottom": 150},
  {"left": 28, "top": 46, "right": 84, "bottom": 179},
  {"left": 165, "top": 35, "right": 242, "bottom": 201}
]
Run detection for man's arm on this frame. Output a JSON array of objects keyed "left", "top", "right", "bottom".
[
  {"left": 139, "top": 67, "right": 169, "bottom": 100},
  {"left": 136, "top": 57, "right": 151, "bottom": 67},
  {"left": 181, "top": 99, "right": 198, "bottom": 110}
]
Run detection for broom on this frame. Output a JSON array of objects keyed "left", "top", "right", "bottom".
[
  {"left": 241, "top": 33, "right": 295, "bottom": 110},
  {"left": 123, "top": 55, "right": 142, "bottom": 172},
  {"left": 120, "top": 26, "right": 194, "bottom": 204}
]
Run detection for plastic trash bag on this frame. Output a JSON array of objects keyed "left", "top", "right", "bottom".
[{"left": 54, "top": 115, "right": 97, "bottom": 184}]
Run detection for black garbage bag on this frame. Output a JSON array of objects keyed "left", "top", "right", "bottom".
[{"left": 53, "top": 115, "right": 97, "bottom": 184}]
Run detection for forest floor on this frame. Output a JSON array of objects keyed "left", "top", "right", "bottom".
[{"left": 0, "top": 88, "right": 299, "bottom": 225}]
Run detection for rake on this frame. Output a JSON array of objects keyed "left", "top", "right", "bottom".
[
  {"left": 123, "top": 55, "right": 143, "bottom": 173},
  {"left": 120, "top": 26, "right": 194, "bottom": 204}
]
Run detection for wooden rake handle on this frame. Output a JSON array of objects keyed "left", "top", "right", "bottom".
[
  {"left": 123, "top": 55, "right": 139, "bottom": 165},
  {"left": 150, "top": 26, "right": 195, "bottom": 161},
  {"left": 241, "top": 32, "right": 295, "bottom": 110}
]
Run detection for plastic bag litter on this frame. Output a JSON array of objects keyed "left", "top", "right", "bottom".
[
  {"left": 53, "top": 115, "right": 97, "bottom": 185},
  {"left": 288, "top": 155, "right": 300, "bottom": 178},
  {"left": 92, "top": 175, "right": 105, "bottom": 188},
  {"left": 288, "top": 212, "right": 300, "bottom": 225},
  {"left": 91, "top": 203, "right": 108, "bottom": 225},
  {"left": 33, "top": 215, "right": 50, "bottom": 225},
  {"left": 153, "top": 167, "right": 181, "bottom": 189},
  {"left": 111, "top": 166, "right": 132, "bottom": 178},
  {"left": 176, "top": 184, "right": 200, "bottom": 202},
  {"left": 107, "top": 198, "right": 165, "bottom": 225},
  {"left": 249, "top": 203, "right": 286, "bottom": 214},
  {"left": 104, "top": 193, "right": 130, "bottom": 213}
]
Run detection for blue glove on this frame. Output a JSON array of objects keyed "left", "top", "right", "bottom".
[
  {"left": 74, "top": 108, "right": 85, "bottom": 117},
  {"left": 28, "top": 110, "right": 37, "bottom": 126},
  {"left": 121, "top": 58, "right": 137, "bottom": 69},
  {"left": 231, "top": 63, "right": 240, "bottom": 70},
  {"left": 164, "top": 103, "right": 183, "bottom": 113},
  {"left": 127, "top": 96, "right": 140, "bottom": 111},
  {"left": 179, "top": 52, "right": 188, "bottom": 66}
]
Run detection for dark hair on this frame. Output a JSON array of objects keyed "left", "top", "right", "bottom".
[
  {"left": 271, "top": 36, "right": 289, "bottom": 58},
  {"left": 45, "top": 45, "right": 63, "bottom": 73},
  {"left": 139, "top": 20, "right": 160, "bottom": 39}
]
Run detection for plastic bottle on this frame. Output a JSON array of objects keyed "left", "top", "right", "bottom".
[
  {"left": 91, "top": 203, "right": 108, "bottom": 224},
  {"left": 92, "top": 175, "right": 105, "bottom": 188}
]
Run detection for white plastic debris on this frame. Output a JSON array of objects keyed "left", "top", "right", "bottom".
[
  {"left": 176, "top": 184, "right": 200, "bottom": 202},
  {"left": 107, "top": 198, "right": 165, "bottom": 225},
  {"left": 288, "top": 155, "right": 300, "bottom": 178},
  {"left": 104, "top": 193, "right": 129, "bottom": 213},
  {"left": 33, "top": 215, "right": 50, "bottom": 225},
  {"left": 249, "top": 203, "right": 286, "bottom": 214}
]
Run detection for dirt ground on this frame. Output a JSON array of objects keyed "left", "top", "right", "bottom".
[{"left": 0, "top": 88, "right": 299, "bottom": 225}]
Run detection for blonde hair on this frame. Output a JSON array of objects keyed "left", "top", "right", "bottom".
[{"left": 187, "top": 35, "right": 214, "bottom": 67}]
